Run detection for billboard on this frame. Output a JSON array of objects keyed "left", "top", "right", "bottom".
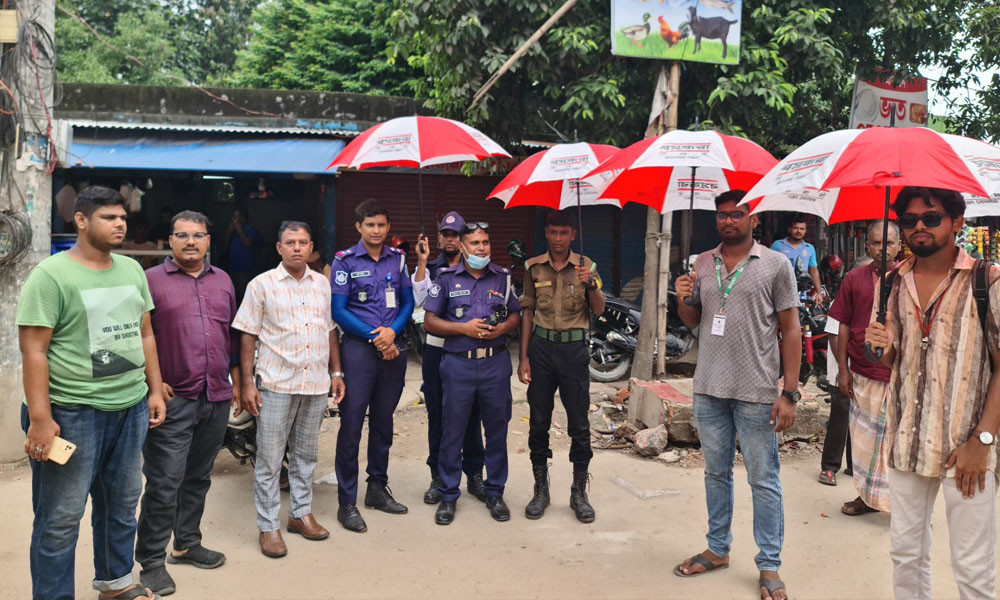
[
  {"left": 611, "top": 0, "right": 742, "bottom": 65},
  {"left": 849, "top": 73, "right": 929, "bottom": 129}
]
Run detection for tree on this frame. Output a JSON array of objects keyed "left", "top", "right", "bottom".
[{"left": 229, "top": 0, "right": 415, "bottom": 95}]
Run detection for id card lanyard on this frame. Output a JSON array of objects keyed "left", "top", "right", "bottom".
[{"left": 712, "top": 256, "right": 749, "bottom": 336}]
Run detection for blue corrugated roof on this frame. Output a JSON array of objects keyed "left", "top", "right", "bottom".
[{"left": 68, "top": 134, "right": 345, "bottom": 174}]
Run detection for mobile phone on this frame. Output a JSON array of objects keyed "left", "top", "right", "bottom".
[{"left": 47, "top": 436, "right": 77, "bottom": 465}]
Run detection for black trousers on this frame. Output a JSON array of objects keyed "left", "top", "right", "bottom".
[
  {"left": 135, "top": 393, "right": 229, "bottom": 570},
  {"left": 820, "top": 387, "right": 852, "bottom": 473},
  {"left": 526, "top": 335, "right": 593, "bottom": 470}
]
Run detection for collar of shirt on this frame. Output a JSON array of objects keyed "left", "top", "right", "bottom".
[
  {"left": 429, "top": 253, "right": 449, "bottom": 269},
  {"left": 451, "top": 259, "right": 506, "bottom": 278},
  {"left": 709, "top": 241, "right": 766, "bottom": 260},
  {"left": 163, "top": 256, "right": 215, "bottom": 277},
  {"left": 538, "top": 251, "right": 582, "bottom": 268},
  {"left": 895, "top": 247, "right": 975, "bottom": 278},
  {"left": 276, "top": 262, "right": 323, "bottom": 282},
  {"left": 350, "top": 240, "right": 394, "bottom": 263}
]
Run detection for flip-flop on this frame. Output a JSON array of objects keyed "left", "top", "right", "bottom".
[
  {"left": 97, "top": 585, "right": 160, "bottom": 600},
  {"left": 818, "top": 470, "right": 837, "bottom": 486},
  {"left": 759, "top": 576, "right": 786, "bottom": 600},
  {"left": 673, "top": 553, "right": 729, "bottom": 577},
  {"left": 841, "top": 497, "right": 878, "bottom": 516}
]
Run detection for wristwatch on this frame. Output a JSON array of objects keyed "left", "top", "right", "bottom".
[
  {"left": 780, "top": 389, "right": 801, "bottom": 404},
  {"left": 976, "top": 429, "right": 996, "bottom": 445},
  {"left": 330, "top": 371, "right": 345, "bottom": 378}
]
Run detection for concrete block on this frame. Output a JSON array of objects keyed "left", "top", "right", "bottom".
[{"left": 633, "top": 424, "right": 669, "bottom": 457}]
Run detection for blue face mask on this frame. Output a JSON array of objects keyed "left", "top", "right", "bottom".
[{"left": 464, "top": 252, "right": 491, "bottom": 270}]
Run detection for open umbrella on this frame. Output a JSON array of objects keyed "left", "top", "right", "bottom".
[
  {"left": 742, "top": 126, "right": 1000, "bottom": 357},
  {"left": 327, "top": 115, "right": 511, "bottom": 231},
  {"left": 488, "top": 142, "right": 620, "bottom": 255},
  {"left": 581, "top": 129, "right": 778, "bottom": 270}
]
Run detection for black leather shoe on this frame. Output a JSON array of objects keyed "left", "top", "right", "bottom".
[
  {"left": 435, "top": 501, "right": 456, "bottom": 525},
  {"left": 424, "top": 469, "right": 443, "bottom": 505},
  {"left": 466, "top": 471, "right": 487, "bottom": 503},
  {"left": 337, "top": 505, "right": 368, "bottom": 533},
  {"left": 365, "top": 482, "right": 409, "bottom": 514},
  {"left": 486, "top": 496, "right": 510, "bottom": 522}
]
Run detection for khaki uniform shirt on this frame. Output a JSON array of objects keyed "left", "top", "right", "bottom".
[{"left": 521, "top": 251, "right": 602, "bottom": 331}]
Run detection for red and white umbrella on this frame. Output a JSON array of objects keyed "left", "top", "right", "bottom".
[{"left": 743, "top": 127, "right": 1000, "bottom": 224}]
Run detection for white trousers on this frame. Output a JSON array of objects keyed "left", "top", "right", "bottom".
[{"left": 889, "top": 468, "right": 998, "bottom": 600}]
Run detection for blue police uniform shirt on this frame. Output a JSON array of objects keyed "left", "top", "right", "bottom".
[
  {"left": 331, "top": 241, "right": 413, "bottom": 333},
  {"left": 771, "top": 238, "right": 817, "bottom": 275},
  {"left": 423, "top": 261, "right": 521, "bottom": 353},
  {"left": 426, "top": 254, "right": 450, "bottom": 282}
]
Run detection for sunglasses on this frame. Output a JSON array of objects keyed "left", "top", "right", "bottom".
[
  {"left": 171, "top": 232, "right": 209, "bottom": 241},
  {"left": 462, "top": 222, "right": 489, "bottom": 233},
  {"left": 896, "top": 213, "right": 944, "bottom": 230},
  {"left": 715, "top": 210, "right": 747, "bottom": 222}
]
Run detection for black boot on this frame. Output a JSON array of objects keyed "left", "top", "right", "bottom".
[
  {"left": 435, "top": 501, "right": 456, "bottom": 525},
  {"left": 364, "top": 481, "right": 408, "bottom": 514},
  {"left": 424, "top": 468, "right": 443, "bottom": 505},
  {"left": 486, "top": 496, "right": 510, "bottom": 522},
  {"left": 466, "top": 470, "right": 487, "bottom": 503},
  {"left": 524, "top": 463, "right": 550, "bottom": 520},
  {"left": 570, "top": 471, "right": 595, "bottom": 523}
]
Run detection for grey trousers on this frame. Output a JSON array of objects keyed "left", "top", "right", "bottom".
[{"left": 254, "top": 389, "right": 327, "bottom": 532}]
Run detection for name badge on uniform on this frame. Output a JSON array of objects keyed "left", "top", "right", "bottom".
[
  {"left": 711, "top": 314, "right": 726, "bottom": 337},
  {"left": 534, "top": 280, "right": 552, "bottom": 288},
  {"left": 456, "top": 307, "right": 465, "bottom": 318},
  {"left": 351, "top": 270, "right": 371, "bottom": 279},
  {"left": 358, "top": 291, "right": 368, "bottom": 303},
  {"left": 449, "top": 289, "right": 471, "bottom": 297},
  {"left": 385, "top": 287, "right": 397, "bottom": 309}
]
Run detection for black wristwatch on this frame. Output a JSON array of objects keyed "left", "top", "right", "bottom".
[
  {"left": 585, "top": 281, "right": 598, "bottom": 292},
  {"left": 780, "top": 389, "right": 801, "bottom": 404}
]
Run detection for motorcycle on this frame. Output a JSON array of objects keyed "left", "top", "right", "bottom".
[
  {"left": 588, "top": 289, "right": 695, "bottom": 382},
  {"left": 778, "top": 273, "right": 831, "bottom": 390}
]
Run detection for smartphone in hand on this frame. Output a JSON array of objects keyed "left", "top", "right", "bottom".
[{"left": 48, "top": 436, "right": 77, "bottom": 465}]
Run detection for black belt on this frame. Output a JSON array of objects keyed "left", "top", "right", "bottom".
[
  {"left": 533, "top": 326, "right": 586, "bottom": 343},
  {"left": 343, "top": 333, "right": 374, "bottom": 345},
  {"left": 446, "top": 346, "right": 505, "bottom": 360}
]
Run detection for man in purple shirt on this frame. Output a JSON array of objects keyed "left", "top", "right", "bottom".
[{"left": 136, "top": 210, "right": 240, "bottom": 596}]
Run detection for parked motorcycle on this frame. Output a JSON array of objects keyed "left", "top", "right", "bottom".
[
  {"left": 778, "top": 273, "right": 831, "bottom": 390},
  {"left": 589, "top": 289, "right": 695, "bottom": 382}
]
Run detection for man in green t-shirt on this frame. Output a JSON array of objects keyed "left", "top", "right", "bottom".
[{"left": 17, "top": 185, "right": 166, "bottom": 600}]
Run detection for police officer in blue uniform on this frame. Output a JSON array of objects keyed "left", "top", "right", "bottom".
[
  {"left": 331, "top": 199, "right": 414, "bottom": 533},
  {"left": 423, "top": 222, "right": 521, "bottom": 525},
  {"left": 412, "top": 211, "right": 486, "bottom": 505}
]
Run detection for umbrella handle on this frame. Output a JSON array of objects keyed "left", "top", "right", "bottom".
[{"left": 864, "top": 341, "right": 884, "bottom": 362}]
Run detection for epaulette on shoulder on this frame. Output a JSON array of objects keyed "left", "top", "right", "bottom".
[
  {"left": 389, "top": 246, "right": 403, "bottom": 254},
  {"left": 524, "top": 255, "right": 546, "bottom": 269},
  {"left": 438, "top": 264, "right": 459, "bottom": 275},
  {"left": 334, "top": 249, "right": 353, "bottom": 260}
]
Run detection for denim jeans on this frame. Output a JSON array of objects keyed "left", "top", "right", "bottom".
[
  {"left": 22, "top": 398, "right": 148, "bottom": 600},
  {"left": 692, "top": 394, "right": 784, "bottom": 571}
]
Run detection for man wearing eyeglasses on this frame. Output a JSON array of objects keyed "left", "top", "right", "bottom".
[
  {"left": 137, "top": 211, "right": 239, "bottom": 595},
  {"left": 423, "top": 221, "right": 521, "bottom": 524},
  {"left": 674, "top": 190, "right": 800, "bottom": 600},
  {"left": 518, "top": 209, "right": 605, "bottom": 524}
]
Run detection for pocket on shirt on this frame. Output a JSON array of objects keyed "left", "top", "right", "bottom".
[
  {"left": 536, "top": 286, "right": 555, "bottom": 311},
  {"left": 450, "top": 298, "right": 472, "bottom": 319},
  {"left": 563, "top": 283, "right": 586, "bottom": 313}
]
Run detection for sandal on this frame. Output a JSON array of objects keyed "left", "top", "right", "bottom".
[
  {"left": 759, "top": 577, "right": 787, "bottom": 600},
  {"left": 841, "top": 496, "right": 878, "bottom": 516},
  {"left": 673, "top": 552, "right": 729, "bottom": 577},
  {"left": 97, "top": 585, "right": 160, "bottom": 600},
  {"left": 167, "top": 544, "right": 226, "bottom": 569},
  {"left": 818, "top": 470, "right": 837, "bottom": 486}
]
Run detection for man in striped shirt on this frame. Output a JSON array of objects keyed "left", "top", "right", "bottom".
[
  {"left": 867, "top": 187, "right": 1000, "bottom": 600},
  {"left": 233, "top": 221, "right": 346, "bottom": 559}
]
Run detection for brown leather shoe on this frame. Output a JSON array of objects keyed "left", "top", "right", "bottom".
[
  {"left": 259, "top": 530, "right": 287, "bottom": 558},
  {"left": 287, "top": 513, "right": 330, "bottom": 540}
]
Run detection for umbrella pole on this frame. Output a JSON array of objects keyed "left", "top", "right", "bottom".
[
  {"left": 418, "top": 168, "right": 425, "bottom": 235},
  {"left": 576, "top": 182, "right": 585, "bottom": 257},
  {"left": 683, "top": 166, "right": 697, "bottom": 273},
  {"left": 866, "top": 185, "right": 893, "bottom": 362}
]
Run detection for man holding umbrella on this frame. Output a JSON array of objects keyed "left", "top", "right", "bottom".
[
  {"left": 866, "top": 187, "right": 1000, "bottom": 600},
  {"left": 412, "top": 211, "right": 487, "bottom": 505},
  {"left": 518, "top": 209, "right": 605, "bottom": 523}
]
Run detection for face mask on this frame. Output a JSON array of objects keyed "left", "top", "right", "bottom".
[{"left": 462, "top": 243, "right": 491, "bottom": 269}]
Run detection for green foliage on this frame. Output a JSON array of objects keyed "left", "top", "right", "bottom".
[{"left": 229, "top": 0, "right": 415, "bottom": 95}]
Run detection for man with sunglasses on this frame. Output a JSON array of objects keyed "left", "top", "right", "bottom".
[
  {"left": 519, "top": 210, "right": 605, "bottom": 523},
  {"left": 412, "top": 211, "right": 487, "bottom": 505},
  {"left": 136, "top": 211, "right": 240, "bottom": 594},
  {"left": 331, "top": 199, "right": 414, "bottom": 533},
  {"left": 867, "top": 187, "right": 1000, "bottom": 600},
  {"left": 673, "top": 190, "right": 800, "bottom": 600},
  {"left": 423, "top": 221, "right": 521, "bottom": 524}
]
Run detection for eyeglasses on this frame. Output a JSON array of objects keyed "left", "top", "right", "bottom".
[
  {"left": 462, "top": 222, "right": 489, "bottom": 233},
  {"left": 172, "top": 232, "right": 209, "bottom": 241},
  {"left": 896, "top": 213, "right": 944, "bottom": 230},
  {"left": 715, "top": 211, "right": 747, "bottom": 222}
]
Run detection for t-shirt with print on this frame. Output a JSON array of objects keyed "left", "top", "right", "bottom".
[{"left": 16, "top": 252, "right": 154, "bottom": 410}]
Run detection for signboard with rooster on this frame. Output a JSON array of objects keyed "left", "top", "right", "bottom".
[{"left": 611, "top": 0, "right": 741, "bottom": 65}]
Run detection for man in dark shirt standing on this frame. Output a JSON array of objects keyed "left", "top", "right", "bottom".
[{"left": 136, "top": 210, "right": 240, "bottom": 596}]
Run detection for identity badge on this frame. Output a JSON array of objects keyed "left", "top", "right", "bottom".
[
  {"left": 456, "top": 307, "right": 465, "bottom": 318},
  {"left": 385, "top": 286, "right": 397, "bottom": 309},
  {"left": 358, "top": 291, "right": 368, "bottom": 303},
  {"left": 711, "top": 314, "right": 726, "bottom": 337}
]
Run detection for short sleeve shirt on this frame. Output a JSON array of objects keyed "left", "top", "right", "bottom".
[
  {"left": 331, "top": 242, "right": 412, "bottom": 329},
  {"left": 691, "top": 242, "right": 799, "bottom": 404},
  {"left": 520, "top": 251, "right": 601, "bottom": 331},
  {"left": 771, "top": 238, "right": 817, "bottom": 274},
  {"left": 16, "top": 252, "right": 154, "bottom": 410},
  {"left": 827, "top": 262, "right": 892, "bottom": 382},
  {"left": 424, "top": 261, "right": 521, "bottom": 353}
]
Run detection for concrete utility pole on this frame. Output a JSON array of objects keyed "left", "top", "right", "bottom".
[
  {"left": 0, "top": 0, "right": 56, "bottom": 463},
  {"left": 654, "top": 62, "right": 680, "bottom": 377}
]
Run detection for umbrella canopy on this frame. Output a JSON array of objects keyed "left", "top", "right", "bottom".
[
  {"left": 744, "top": 127, "right": 1000, "bottom": 224},
  {"left": 488, "top": 142, "right": 621, "bottom": 209},
  {"left": 327, "top": 115, "right": 511, "bottom": 170},
  {"left": 581, "top": 129, "right": 778, "bottom": 213},
  {"left": 963, "top": 192, "right": 1000, "bottom": 218}
]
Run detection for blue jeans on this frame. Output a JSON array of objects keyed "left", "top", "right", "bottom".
[
  {"left": 692, "top": 394, "right": 784, "bottom": 571},
  {"left": 21, "top": 398, "right": 148, "bottom": 600}
]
